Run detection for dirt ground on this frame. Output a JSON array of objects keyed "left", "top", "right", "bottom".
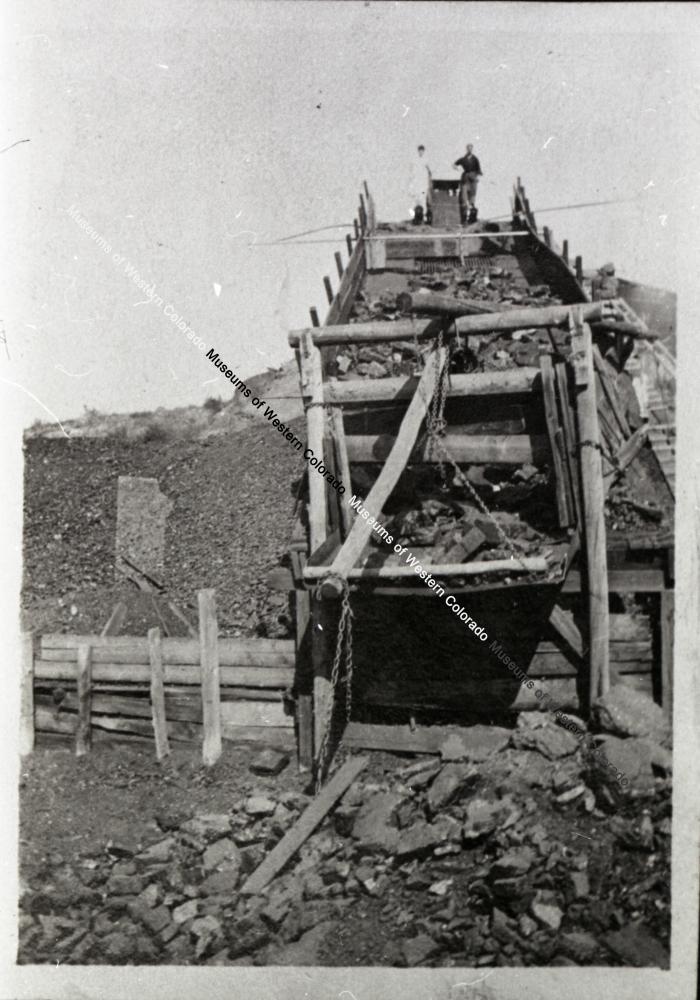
[{"left": 19, "top": 729, "right": 671, "bottom": 968}]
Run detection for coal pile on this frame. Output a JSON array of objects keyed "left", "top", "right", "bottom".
[
  {"left": 22, "top": 421, "right": 307, "bottom": 638},
  {"left": 18, "top": 701, "right": 671, "bottom": 968}
]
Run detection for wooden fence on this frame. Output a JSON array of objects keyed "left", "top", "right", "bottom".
[{"left": 20, "top": 589, "right": 295, "bottom": 763}]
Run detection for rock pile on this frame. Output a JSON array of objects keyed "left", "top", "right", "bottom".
[{"left": 18, "top": 711, "right": 670, "bottom": 967}]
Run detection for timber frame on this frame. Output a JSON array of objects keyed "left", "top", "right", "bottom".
[{"left": 287, "top": 181, "right": 675, "bottom": 776}]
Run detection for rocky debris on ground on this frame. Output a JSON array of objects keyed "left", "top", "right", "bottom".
[
  {"left": 512, "top": 713, "right": 580, "bottom": 760},
  {"left": 18, "top": 730, "right": 671, "bottom": 968},
  {"left": 593, "top": 686, "right": 670, "bottom": 744}
]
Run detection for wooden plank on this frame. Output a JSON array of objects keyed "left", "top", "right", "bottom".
[
  {"left": 38, "top": 691, "right": 291, "bottom": 726},
  {"left": 329, "top": 407, "right": 353, "bottom": 536},
  {"left": 198, "top": 589, "right": 222, "bottom": 767},
  {"left": 20, "top": 633, "right": 35, "bottom": 755},
  {"left": 75, "top": 644, "right": 92, "bottom": 757},
  {"left": 540, "top": 353, "right": 571, "bottom": 526},
  {"left": 325, "top": 368, "right": 539, "bottom": 404},
  {"left": 364, "top": 673, "right": 652, "bottom": 714},
  {"left": 305, "top": 556, "right": 547, "bottom": 582},
  {"left": 553, "top": 359, "right": 582, "bottom": 524},
  {"left": 562, "top": 568, "right": 665, "bottom": 593},
  {"left": 148, "top": 627, "right": 170, "bottom": 761},
  {"left": 34, "top": 660, "right": 294, "bottom": 687},
  {"left": 614, "top": 426, "right": 648, "bottom": 475},
  {"left": 40, "top": 636, "right": 294, "bottom": 667},
  {"left": 300, "top": 331, "right": 327, "bottom": 551},
  {"left": 660, "top": 590, "right": 674, "bottom": 723},
  {"left": 346, "top": 432, "right": 548, "bottom": 466},
  {"left": 39, "top": 645, "right": 292, "bottom": 667},
  {"left": 241, "top": 755, "right": 368, "bottom": 895},
  {"left": 396, "top": 290, "right": 497, "bottom": 316},
  {"left": 41, "top": 634, "right": 292, "bottom": 652},
  {"left": 548, "top": 604, "right": 583, "bottom": 659},
  {"left": 100, "top": 602, "right": 127, "bottom": 637},
  {"left": 288, "top": 300, "right": 650, "bottom": 348},
  {"left": 295, "top": 587, "right": 313, "bottom": 772},
  {"left": 220, "top": 701, "right": 292, "bottom": 728},
  {"left": 593, "top": 347, "right": 631, "bottom": 438},
  {"left": 576, "top": 322, "right": 611, "bottom": 702},
  {"left": 326, "top": 346, "right": 446, "bottom": 594}
]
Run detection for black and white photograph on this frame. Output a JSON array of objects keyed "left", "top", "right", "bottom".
[{"left": 2, "top": 3, "right": 699, "bottom": 998}]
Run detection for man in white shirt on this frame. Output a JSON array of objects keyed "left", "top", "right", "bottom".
[{"left": 408, "top": 144, "right": 432, "bottom": 224}]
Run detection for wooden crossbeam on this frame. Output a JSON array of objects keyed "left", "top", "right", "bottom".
[
  {"left": 304, "top": 556, "right": 547, "bottom": 582},
  {"left": 289, "top": 299, "right": 653, "bottom": 348},
  {"left": 346, "top": 432, "right": 548, "bottom": 465},
  {"left": 325, "top": 367, "right": 539, "bottom": 404},
  {"left": 321, "top": 347, "right": 446, "bottom": 598}
]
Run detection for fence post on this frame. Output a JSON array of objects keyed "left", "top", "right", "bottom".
[
  {"left": 198, "top": 589, "right": 222, "bottom": 766},
  {"left": 148, "top": 627, "right": 170, "bottom": 761},
  {"left": 75, "top": 644, "right": 92, "bottom": 756},
  {"left": 20, "top": 633, "right": 35, "bottom": 755}
]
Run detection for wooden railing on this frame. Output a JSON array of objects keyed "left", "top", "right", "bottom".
[{"left": 21, "top": 589, "right": 295, "bottom": 762}]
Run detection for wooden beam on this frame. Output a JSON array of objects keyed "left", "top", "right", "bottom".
[
  {"left": 148, "top": 627, "right": 170, "bottom": 761},
  {"left": 304, "top": 556, "right": 547, "bottom": 582},
  {"left": 325, "top": 367, "right": 539, "bottom": 404},
  {"left": 300, "top": 331, "right": 328, "bottom": 551},
  {"left": 334, "top": 251, "right": 344, "bottom": 279},
  {"left": 660, "top": 590, "right": 674, "bottom": 723},
  {"left": 323, "top": 276, "right": 333, "bottom": 305},
  {"left": 75, "top": 644, "right": 92, "bottom": 757},
  {"left": 20, "top": 633, "right": 35, "bottom": 756},
  {"left": 613, "top": 425, "right": 648, "bottom": 475},
  {"left": 295, "top": 588, "right": 313, "bottom": 773},
  {"left": 329, "top": 408, "right": 353, "bottom": 536},
  {"left": 289, "top": 300, "right": 651, "bottom": 348},
  {"left": 100, "top": 602, "right": 127, "bottom": 637},
  {"left": 576, "top": 322, "right": 611, "bottom": 702},
  {"left": 346, "top": 432, "right": 548, "bottom": 466},
  {"left": 324, "top": 347, "right": 446, "bottom": 596},
  {"left": 39, "top": 636, "right": 293, "bottom": 667},
  {"left": 593, "top": 347, "right": 631, "bottom": 439},
  {"left": 199, "top": 589, "right": 222, "bottom": 767},
  {"left": 553, "top": 359, "right": 582, "bottom": 525},
  {"left": 309, "top": 307, "right": 320, "bottom": 328},
  {"left": 548, "top": 604, "right": 584, "bottom": 659},
  {"left": 396, "top": 290, "right": 497, "bottom": 316},
  {"left": 540, "top": 353, "right": 572, "bottom": 526},
  {"left": 34, "top": 660, "right": 293, "bottom": 687},
  {"left": 240, "top": 755, "right": 368, "bottom": 895}
]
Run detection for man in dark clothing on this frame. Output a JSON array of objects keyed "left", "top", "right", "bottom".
[{"left": 453, "top": 144, "right": 482, "bottom": 222}]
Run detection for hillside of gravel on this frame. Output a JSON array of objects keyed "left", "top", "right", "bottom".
[{"left": 22, "top": 415, "right": 307, "bottom": 638}]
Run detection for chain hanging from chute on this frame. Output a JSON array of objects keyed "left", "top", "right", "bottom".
[{"left": 314, "top": 573, "right": 354, "bottom": 791}]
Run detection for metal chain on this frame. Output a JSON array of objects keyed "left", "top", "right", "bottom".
[
  {"left": 315, "top": 574, "right": 354, "bottom": 791},
  {"left": 426, "top": 326, "right": 450, "bottom": 484},
  {"left": 422, "top": 332, "right": 531, "bottom": 571}
]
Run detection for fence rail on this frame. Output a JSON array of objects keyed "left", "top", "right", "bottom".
[{"left": 22, "top": 589, "right": 296, "bottom": 763}]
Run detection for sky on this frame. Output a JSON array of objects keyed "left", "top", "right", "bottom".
[{"left": 2, "top": 1, "right": 700, "bottom": 426}]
